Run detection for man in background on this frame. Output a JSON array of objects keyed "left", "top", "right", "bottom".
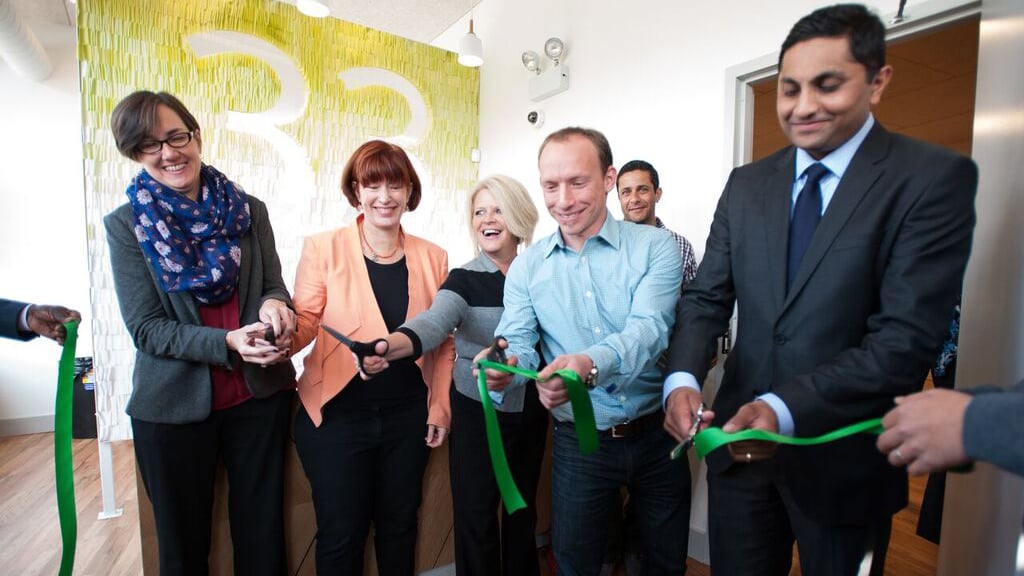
[{"left": 617, "top": 160, "right": 698, "bottom": 284}]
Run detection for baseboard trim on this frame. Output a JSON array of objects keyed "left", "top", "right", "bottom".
[
  {"left": 419, "top": 563, "right": 455, "bottom": 576},
  {"left": 688, "top": 525, "right": 710, "bottom": 564},
  {"left": 0, "top": 415, "right": 54, "bottom": 437}
]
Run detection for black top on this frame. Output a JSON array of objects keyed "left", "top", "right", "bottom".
[
  {"left": 367, "top": 256, "right": 410, "bottom": 331},
  {"left": 339, "top": 257, "right": 427, "bottom": 407}
]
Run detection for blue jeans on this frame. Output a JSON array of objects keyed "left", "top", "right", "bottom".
[{"left": 551, "top": 417, "right": 691, "bottom": 576}]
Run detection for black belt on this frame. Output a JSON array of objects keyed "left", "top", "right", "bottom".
[
  {"left": 606, "top": 411, "right": 663, "bottom": 438},
  {"left": 559, "top": 410, "right": 663, "bottom": 439}
]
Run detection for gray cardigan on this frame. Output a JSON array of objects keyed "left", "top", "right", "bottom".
[
  {"left": 104, "top": 195, "right": 295, "bottom": 424},
  {"left": 964, "top": 380, "right": 1024, "bottom": 477},
  {"left": 400, "top": 252, "right": 527, "bottom": 412}
]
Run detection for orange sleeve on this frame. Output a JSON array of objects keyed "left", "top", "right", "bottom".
[
  {"left": 291, "top": 235, "right": 326, "bottom": 354},
  {"left": 426, "top": 249, "right": 455, "bottom": 428}
]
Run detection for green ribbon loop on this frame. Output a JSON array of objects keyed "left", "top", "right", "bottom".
[
  {"left": 693, "top": 417, "right": 885, "bottom": 459},
  {"left": 475, "top": 359, "right": 600, "bottom": 513},
  {"left": 55, "top": 321, "right": 80, "bottom": 576},
  {"left": 693, "top": 416, "right": 974, "bottom": 474},
  {"left": 475, "top": 365, "right": 527, "bottom": 514}
]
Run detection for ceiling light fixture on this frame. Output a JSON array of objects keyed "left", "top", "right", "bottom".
[
  {"left": 458, "top": 17, "right": 483, "bottom": 68},
  {"left": 296, "top": 0, "right": 330, "bottom": 18}
]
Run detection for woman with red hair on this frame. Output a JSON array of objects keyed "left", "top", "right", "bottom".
[{"left": 290, "top": 140, "right": 454, "bottom": 575}]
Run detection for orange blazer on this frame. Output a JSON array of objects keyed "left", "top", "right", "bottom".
[{"left": 292, "top": 216, "right": 455, "bottom": 428}]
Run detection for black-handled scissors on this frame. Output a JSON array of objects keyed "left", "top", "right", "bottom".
[
  {"left": 245, "top": 326, "right": 276, "bottom": 346},
  {"left": 322, "top": 325, "right": 389, "bottom": 373},
  {"left": 486, "top": 336, "right": 508, "bottom": 365}
]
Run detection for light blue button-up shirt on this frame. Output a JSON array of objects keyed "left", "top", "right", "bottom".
[
  {"left": 497, "top": 211, "right": 682, "bottom": 429},
  {"left": 663, "top": 115, "right": 875, "bottom": 436}
]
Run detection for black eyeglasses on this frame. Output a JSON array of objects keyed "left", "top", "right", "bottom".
[{"left": 138, "top": 131, "right": 194, "bottom": 155}]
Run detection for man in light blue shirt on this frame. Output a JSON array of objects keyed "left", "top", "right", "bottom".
[
  {"left": 660, "top": 5, "right": 977, "bottom": 576},
  {"left": 482, "top": 127, "right": 689, "bottom": 575}
]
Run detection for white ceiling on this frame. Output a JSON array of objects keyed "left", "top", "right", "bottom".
[
  {"left": 9, "top": 0, "right": 479, "bottom": 44},
  {"left": 8, "top": 0, "right": 75, "bottom": 26},
  {"left": 278, "top": 0, "right": 479, "bottom": 43}
]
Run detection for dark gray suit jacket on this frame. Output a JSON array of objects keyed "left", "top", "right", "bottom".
[
  {"left": 965, "top": 380, "right": 1024, "bottom": 477},
  {"left": 0, "top": 298, "right": 34, "bottom": 341},
  {"left": 667, "top": 123, "right": 977, "bottom": 524},
  {"left": 105, "top": 196, "right": 296, "bottom": 424}
]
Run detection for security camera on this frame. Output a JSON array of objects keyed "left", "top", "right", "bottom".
[{"left": 527, "top": 110, "right": 545, "bottom": 128}]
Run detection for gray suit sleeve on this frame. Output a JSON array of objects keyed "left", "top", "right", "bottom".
[
  {"left": 400, "top": 289, "right": 466, "bottom": 353},
  {"left": 963, "top": 380, "right": 1024, "bottom": 477},
  {"left": 104, "top": 210, "right": 231, "bottom": 366},
  {"left": 250, "top": 199, "right": 292, "bottom": 310}
]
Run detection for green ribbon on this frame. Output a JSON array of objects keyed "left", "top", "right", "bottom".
[
  {"left": 693, "top": 418, "right": 884, "bottom": 459},
  {"left": 55, "top": 321, "right": 79, "bottom": 576},
  {"left": 693, "top": 416, "right": 974, "bottom": 474},
  {"left": 475, "top": 359, "right": 599, "bottom": 513}
]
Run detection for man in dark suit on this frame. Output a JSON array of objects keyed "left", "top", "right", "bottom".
[
  {"left": 662, "top": 4, "right": 977, "bottom": 575},
  {"left": 0, "top": 298, "right": 81, "bottom": 343}
]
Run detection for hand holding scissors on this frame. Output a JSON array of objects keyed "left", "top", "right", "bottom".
[
  {"left": 322, "top": 325, "right": 389, "bottom": 374},
  {"left": 670, "top": 403, "right": 706, "bottom": 460}
]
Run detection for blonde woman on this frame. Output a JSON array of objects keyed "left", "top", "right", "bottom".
[{"left": 363, "top": 175, "right": 545, "bottom": 576}]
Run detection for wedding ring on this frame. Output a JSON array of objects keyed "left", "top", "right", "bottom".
[{"left": 745, "top": 452, "right": 752, "bottom": 463}]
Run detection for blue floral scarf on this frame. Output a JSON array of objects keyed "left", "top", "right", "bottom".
[{"left": 126, "top": 164, "right": 251, "bottom": 304}]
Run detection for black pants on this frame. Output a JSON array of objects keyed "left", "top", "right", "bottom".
[
  {"left": 449, "top": 384, "right": 548, "bottom": 576},
  {"left": 294, "top": 394, "right": 431, "bottom": 576},
  {"left": 132, "top": 391, "right": 291, "bottom": 576},
  {"left": 707, "top": 459, "right": 891, "bottom": 576}
]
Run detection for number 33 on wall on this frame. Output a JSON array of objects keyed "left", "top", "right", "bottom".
[{"left": 186, "top": 30, "right": 433, "bottom": 197}]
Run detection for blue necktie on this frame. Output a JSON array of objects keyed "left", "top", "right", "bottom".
[{"left": 787, "top": 163, "right": 829, "bottom": 290}]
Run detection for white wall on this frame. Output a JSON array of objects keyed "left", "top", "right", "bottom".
[
  {"left": 432, "top": 0, "right": 936, "bottom": 250},
  {"left": 0, "top": 21, "right": 91, "bottom": 433}
]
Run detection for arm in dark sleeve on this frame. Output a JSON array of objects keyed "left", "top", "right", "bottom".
[
  {"left": 776, "top": 156, "right": 978, "bottom": 434},
  {"left": 250, "top": 198, "right": 292, "bottom": 308},
  {"left": 666, "top": 173, "right": 738, "bottom": 382},
  {"left": 0, "top": 298, "right": 35, "bottom": 341},
  {"left": 963, "top": 380, "right": 1024, "bottom": 477},
  {"left": 104, "top": 211, "right": 231, "bottom": 366}
]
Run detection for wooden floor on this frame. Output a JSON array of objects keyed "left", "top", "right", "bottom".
[
  {"left": 0, "top": 435, "right": 140, "bottom": 576},
  {"left": 541, "top": 475, "right": 937, "bottom": 576},
  {"left": 0, "top": 433, "right": 937, "bottom": 576}
]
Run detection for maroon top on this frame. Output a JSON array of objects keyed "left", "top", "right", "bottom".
[{"left": 199, "top": 292, "right": 253, "bottom": 410}]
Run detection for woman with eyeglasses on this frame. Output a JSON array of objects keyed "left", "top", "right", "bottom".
[
  {"left": 289, "top": 140, "right": 455, "bottom": 575},
  {"left": 104, "top": 90, "right": 296, "bottom": 576}
]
